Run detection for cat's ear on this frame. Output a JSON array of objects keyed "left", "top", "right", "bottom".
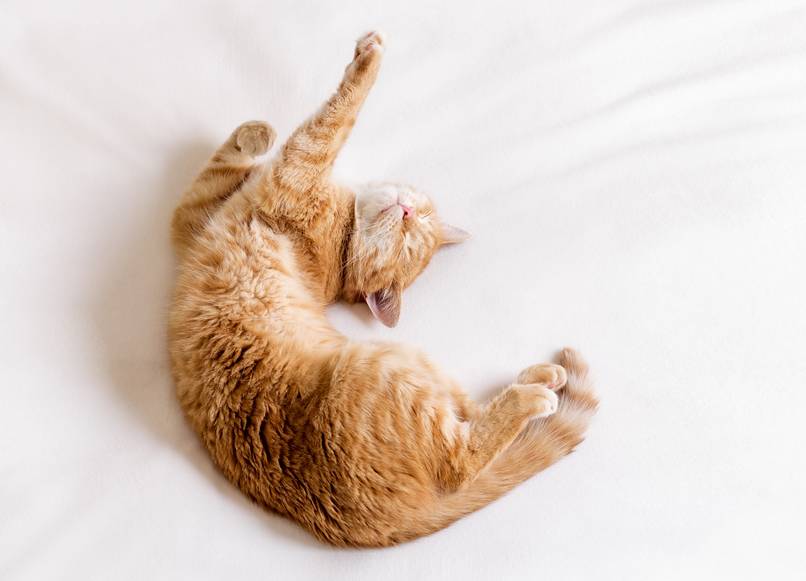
[
  {"left": 366, "top": 287, "right": 401, "bottom": 327},
  {"left": 440, "top": 223, "right": 471, "bottom": 245}
]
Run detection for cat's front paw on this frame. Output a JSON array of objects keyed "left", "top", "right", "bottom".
[
  {"left": 355, "top": 30, "right": 385, "bottom": 57},
  {"left": 347, "top": 31, "right": 384, "bottom": 78},
  {"left": 234, "top": 120, "right": 276, "bottom": 157}
]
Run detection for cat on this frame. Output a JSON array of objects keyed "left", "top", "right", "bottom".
[{"left": 169, "top": 31, "right": 598, "bottom": 547}]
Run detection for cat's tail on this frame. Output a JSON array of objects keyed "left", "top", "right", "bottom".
[{"left": 405, "top": 347, "right": 598, "bottom": 542}]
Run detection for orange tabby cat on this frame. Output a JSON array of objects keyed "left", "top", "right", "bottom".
[{"left": 169, "top": 32, "right": 598, "bottom": 547}]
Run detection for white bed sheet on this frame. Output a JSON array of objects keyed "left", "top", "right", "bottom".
[{"left": 2, "top": 1, "right": 806, "bottom": 579}]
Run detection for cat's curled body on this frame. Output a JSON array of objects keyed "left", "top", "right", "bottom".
[{"left": 169, "top": 32, "right": 598, "bottom": 547}]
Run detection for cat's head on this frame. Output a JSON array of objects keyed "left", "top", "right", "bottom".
[{"left": 343, "top": 182, "right": 469, "bottom": 327}]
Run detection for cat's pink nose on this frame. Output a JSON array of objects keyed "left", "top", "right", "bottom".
[{"left": 399, "top": 203, "right": 413, "bottom": 219}]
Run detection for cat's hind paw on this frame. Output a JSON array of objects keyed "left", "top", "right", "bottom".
[
  {"left": 516, "top": 363, "right": 567, "bottom": 391},
  {"left": 530, "top": 385, "right": 559, "bottom": 418}
]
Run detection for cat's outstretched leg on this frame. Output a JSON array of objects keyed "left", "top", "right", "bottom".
[
  {"left": 443, "top": 364, "right": 567, "bottom": 490},
  {"left": 402, "top": 353, "right": 595, "bottom": 542},
  {"left": 264, "top": 32, "right": 384, "bottom": 200},
  {"left": 171, "top": 120, "right": 276, "bottom": 251}
]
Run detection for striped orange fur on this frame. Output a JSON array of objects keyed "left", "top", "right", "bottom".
[{"left": 169, "top": 32, "right": 598, "bottom": 546}]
